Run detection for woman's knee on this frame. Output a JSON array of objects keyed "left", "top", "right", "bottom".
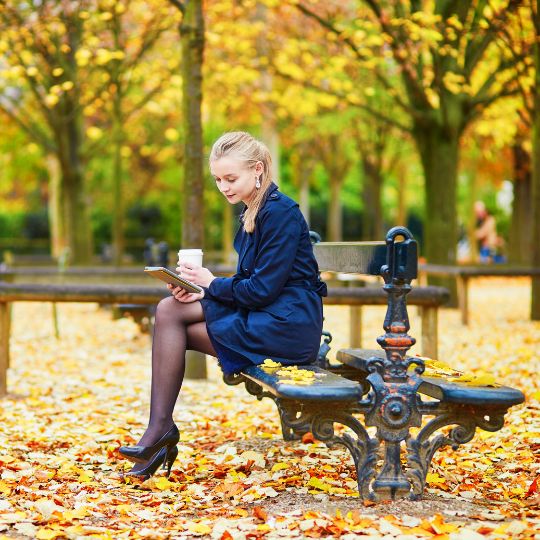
[{"left": 155, "top": 296, "right": 185, "bottom": 324}]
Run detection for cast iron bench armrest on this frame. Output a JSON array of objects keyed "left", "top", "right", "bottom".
[{"left": 336, "top": 349, "right": 525, "bottom": 407}]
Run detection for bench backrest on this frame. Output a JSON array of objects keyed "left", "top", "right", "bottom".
[
  {"left": 312, "top": 227, "right": 418, "bottom": 281},
  {"left": 313, "top": 242, "right": 386, "bottom": 275}
]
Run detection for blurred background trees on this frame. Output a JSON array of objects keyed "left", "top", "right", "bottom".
[{"left": 0, "top": 0, "right": 538, "bottom": 313}]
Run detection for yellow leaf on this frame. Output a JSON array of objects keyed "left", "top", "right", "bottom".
[
  {"left": 0, "top": 481, "right": 11, "bottom": 495},
  {"left": 262, "top": 359, "right": 281, "bottom": 368},
  {"left": 86, "top": 127, "right": 103, "bottom": 140},
  {"left": 36, "top": 529, "right": 62, "bottom": 540},
  {"left": 187, "top": 522, "right": 211, "bottom": 535},
  {"left": 44, "top": 94, "right": 59, "bottom": 107},
  {"left": 153, "top": 477, "right": 173, "bottom": 490},
  {"left": 164, "top": 128, "right": 179, "bottom": 142},
  {"left": 426, "top": 472, "right": 446, "bottom": 484},
  {"left": 62, "top": 506, "right": 89, "bottom": 520},
  {"left": 448, "top": 373, "right": 498, "bottom": 386},
  {"left": 307, "top": 477, "right": 332, "bottom": 492},
  {"left": 78, "top": 470, "right": 94, "bottom": 482},
  {"left": 271, "top": 462, "right": 289, "bottom": 472}
]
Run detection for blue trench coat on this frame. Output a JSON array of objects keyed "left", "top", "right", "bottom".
[{"left": 201, "top": 183, "right": 327, "bottom": 375}]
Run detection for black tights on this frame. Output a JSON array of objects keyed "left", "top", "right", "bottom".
[{"left": 137, "top": 296, "right": 216, "bottom": 448}]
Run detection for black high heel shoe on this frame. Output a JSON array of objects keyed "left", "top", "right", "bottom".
[
  {"left": 119, "top": 424, "right": 179, "bottom": 463},
  {"left": 123, "top": 445, "right": 178, "bottom": 480}
]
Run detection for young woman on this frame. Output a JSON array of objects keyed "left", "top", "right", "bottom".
[{"left": 118, "top": 131, "right": 327, "bottom": 479}]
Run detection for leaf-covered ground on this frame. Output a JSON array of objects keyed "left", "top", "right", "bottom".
[{"left": 0, "top": 278, "right": 538, "bottom": 539}]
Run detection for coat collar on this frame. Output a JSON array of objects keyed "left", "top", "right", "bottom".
[{"left": 238, "top": 182, "right": 279, "bottom": 223}]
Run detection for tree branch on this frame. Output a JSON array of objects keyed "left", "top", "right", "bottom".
[
  {"left": 168, "top": 0, "right": 185, "bottom": 15},
  {"left": 271, "top": 65, "right": 411, "bottom": 133},
  {"left": 0, "top": 103, "right": 54, "bottom": 152},
  {"left": 362, "top": 0, "right": 431, "bottom": 110},
  {"left": 294, "top": 2, "right": 416, "bottom": 117}
]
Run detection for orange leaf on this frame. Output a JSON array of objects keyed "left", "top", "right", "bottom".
[
  {"left": 302, "top": 432, "right": 315, "bottom": 444},
  {"left": 220, "top": 532, "right": 233, "bottom": 540},
  {"left": 253, "top": 506, "right": 268, "bottom": 522},
  {"left": 526, "top": 476, "right": 539, "bottom": 497}
]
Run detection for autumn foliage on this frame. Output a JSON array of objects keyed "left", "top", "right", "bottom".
[{"left": 0, "top": 279, "right": 538, "bottom": 538}]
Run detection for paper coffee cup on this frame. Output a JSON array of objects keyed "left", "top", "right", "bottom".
[{"left": 177, "top": 248, "right": 203, "bottom": 267}]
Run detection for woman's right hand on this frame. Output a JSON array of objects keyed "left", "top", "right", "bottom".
[{"left": 167, "top": 284, "right": 204, "bottom": 303}]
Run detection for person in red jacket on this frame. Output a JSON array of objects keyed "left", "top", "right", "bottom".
[{"left": 118, "top": 132, "right": 326, "bottom": 479}]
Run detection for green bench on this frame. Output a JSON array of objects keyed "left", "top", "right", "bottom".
[{"left": 225, "top": 227, "right": 525, "bottom": 500}]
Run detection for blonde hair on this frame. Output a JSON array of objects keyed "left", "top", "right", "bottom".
[{"left": 210, "top": 131, "right": 272, "bottom": 233}]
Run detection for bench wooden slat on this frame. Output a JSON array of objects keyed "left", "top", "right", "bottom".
[
  {"left": 313, "top": 242, "right": 386, "bottom": 274},
  {"left": 242, "top": 365, "right": 364, "bottom": 402},
  {"left": 336, "top": 349, "right": 525, "bottom": 407},
  {"left": 324, "top": 286, "right": 449, "bottom": 306},
  {"left": 0, "top": 282, "right": 167, "bottom": 304}
]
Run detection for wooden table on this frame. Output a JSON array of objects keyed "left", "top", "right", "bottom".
[{"left": 419, "top": 264, "right": 540, "bottom": 325}]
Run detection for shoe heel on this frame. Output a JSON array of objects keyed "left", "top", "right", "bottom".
[{"left": 164, "top": 446, "right": 178, "bottom": 477}]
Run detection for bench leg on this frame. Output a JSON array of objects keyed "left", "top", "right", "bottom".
[
  {"left": 350, "top": 306, "right": 362, "bottom": 348},
  {"left": 0, "top": 302, "right": 10, "bottom": 397},
  {"left": 405, "top": 405, "right": 507, "bottom": 498},
  {"left": 457, "top": 276, "right": 469, "bottom": 325},
  {"left": 420, "top": 306, "right": 438, "bottom": 358}
]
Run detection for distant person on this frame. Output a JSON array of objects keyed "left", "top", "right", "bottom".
[{"left": 474, "top": 201, "right": 497, "bottom": 263}]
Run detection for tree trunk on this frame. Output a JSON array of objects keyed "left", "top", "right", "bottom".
[
  {"left": 47, "top": 16, "right": 92, "bottom": 265},
  {"left": 222, "top": 202, "right": 233, "bottom": 264},
  {"left": 256, "top": 2, "right": 280, "bottom": 183},
  {"left": 414, "top": 124, "right": 459, "bottom": 300},
  {"left": 179, "top": 0, "right": 207, "bottom": 378},
  {"left": 466, "top": 171, "right": 479, "bottom": 263},
  {"left": 396, "top": 162, "right": 406, "bottom": 228},
  {"left": 112, "top": 108, "right": 124, "bottom": 266},
  {"left": 291, "top": 146, "right": 312, "bottom": 225},
  {"left": 509, "top": 143, "right": 532, "bottom": 265},
  {"left": 180, "top": 0, "right": 205, "bottom": 249},
  {"left": 54, "top": 110, "right": 92, "bottom": 265},
  {"left": 299, "top": 168, "right": 310, "bottom": 226},
  {"left": 46, "top": 155, "right": 65, "bottom": 259},
  {"left": 531, "top": 5, "right": 540, "bottom": 320},
  {"left": 112, "top": 16, "right": 125, "bottom": 266},
  {"left": 361, "top": 158, "right": 383, "bottom": 240},
  {"left": 328, "top": 179, "right": 343, "bottom": 241}
]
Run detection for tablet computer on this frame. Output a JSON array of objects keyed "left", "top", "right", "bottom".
[{"left": 144, "top": 266, "right": 203, "bottom": 294}]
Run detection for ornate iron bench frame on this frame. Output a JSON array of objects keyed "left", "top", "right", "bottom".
[{"left": 224, "top": 226, "right": 524, "bottom": 500}]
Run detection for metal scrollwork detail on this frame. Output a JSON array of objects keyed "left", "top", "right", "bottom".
[
  {"left": 310, "top": 415, "right": 336, "bottom": 441},
  {"left": 381, "top": 395, "right": 412, "bottom": 428},
  {"left": 244, "top": 379, "right": 271, "bottom": 400},
  {"left": 276, "top": 400, "right": 311, "bottom": 441},
  {"left": 406, "top": 412, "right": 479, "bottom": 497},
  {"left": 222, "top": 373, "right": 246, "bottom": 386},
  {"left": 310, "top": 410, "right": 379, "bottom": 500},
  {"left": 475, "top": 412, "right": 505, "bottom": 432}
]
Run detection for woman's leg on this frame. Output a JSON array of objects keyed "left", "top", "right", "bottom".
[{"left": 136, "top": 297, "right": 215, "bottom": 447}]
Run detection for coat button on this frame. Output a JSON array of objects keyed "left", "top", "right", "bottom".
[{"left": 270, "top": 193, "right": 278, "bottom": 199}]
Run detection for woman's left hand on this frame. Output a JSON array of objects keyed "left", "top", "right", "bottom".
[{"left": 177, "top": 263, "right": 215, "bottom": 288}]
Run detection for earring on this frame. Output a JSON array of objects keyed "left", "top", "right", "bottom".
[{"left": 255, "top": 176, "right": 261, "bottom": 189}]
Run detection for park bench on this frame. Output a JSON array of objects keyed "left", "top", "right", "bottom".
[
  {"left": 418, "top": 263, "right": 540, "bottom": 325},
  {"left": 224, "top": 227, "right": 525, "bottom": 500}
]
